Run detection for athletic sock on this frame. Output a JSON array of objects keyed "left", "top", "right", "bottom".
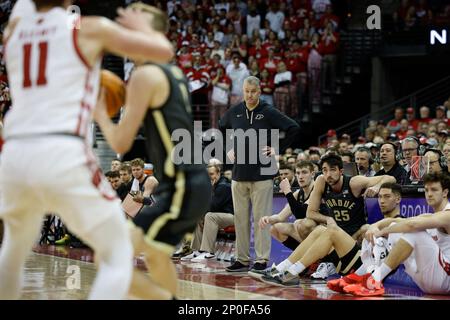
[
  {"left": 275, "top": 259, "right": 293, "bottom": 273},
  {"left": 287, "top": 261, "right": 306, "bottom": 276},
  {"left": 373, "top": 263, "right": 392, "bottom": 282},
  {"left": 355, "top": 264, "right": 367, "bottom": 276}
]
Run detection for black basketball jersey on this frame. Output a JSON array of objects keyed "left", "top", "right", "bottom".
[
  {"left": 288, "top": 187, "right": 329, "bottom": 220},
  {"left": 138, "top": 175, "right": 149, "bottom": 193},
  {"left": 142, "top": 64, "right": 204, "bottom": 184},
  {"left": 322, "top": 175, "right": 366, "bottom": 235},
  {"left": 291, "top": 188, "right": 309, "bottom": 219}
]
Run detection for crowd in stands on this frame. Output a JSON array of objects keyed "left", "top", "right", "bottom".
[
  {"left": 125, "top": 0, "right": 344, "bottom": 126},
  {"left": 1, "top": 0, "right": 449, "bottom": 296},
  {"left": 299, "top": 102, "right": 450, "bottom": 189},
  {"left": 392, "top": 0, "right": 450, "bottom": 31}
]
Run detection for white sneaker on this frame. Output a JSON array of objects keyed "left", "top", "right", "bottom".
[
  {"left": 191, "top": 252, "right": 215, "bottom": 262},
  {"left": 180, "top": 250, "right": 200, "bottom": 261},
  {"left": 311, "top": 262, "right": 336, "bottom": 279}
]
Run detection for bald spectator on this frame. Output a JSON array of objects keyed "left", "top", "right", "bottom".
[{"left": 419, "top": 106, "right": 432, "bottom": 123}]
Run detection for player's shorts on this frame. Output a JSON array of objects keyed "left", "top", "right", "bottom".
[
  {"left": 0, "top": 136, "right": 125, "bottom": 239},
  {"left": 389, "top": 231, "right": 450, "bottom": 294},
  {"left": 133, "top": 168, "right": 211, "bottom": 254},
  {"left": 336, "top": 243, "right": 363, "bottom": 275}
]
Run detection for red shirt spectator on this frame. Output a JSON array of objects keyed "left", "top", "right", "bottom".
[
  {"left": 213, "top": 70, "right": 232, "bottom": 90},
  {"left": 260, "top": 69, "right": 275, "bottom": 97},
  {"left": 258, "top": 48, "right": 280, "bottom": 78},
  {"left": 396, "top": 119, "right": 410, "bottom": 140},
  {"left": 177, "top": 43, "right": 193, "bottom": 69},
  {"left": 286, "top": 8, "right": 302, "bottom": 32},
  {"left": 291, "top": 42, "right": 309, "bottom": 73},
  {"left": 319, "top": 24, "right": 339, "bottom": 55},
  {"left": 248, "top": 38, "right": 268, "bottom": 60},
  {"left": 319, "top": 5, "right": 340, "bottom": 29},
  {"left": 185, "top": 55, "right": 211, "bottom": 92},
  {"left": 387, "top": 107, "right": 405, "bottom": 133},
  {"left": 406, "top": 107, "right": 420, "bottom": 131}
]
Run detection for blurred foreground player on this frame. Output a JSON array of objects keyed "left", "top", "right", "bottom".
[
  {"left": 0, "top": 0, "right": 173, "bottom": 299},
  {"left": 94, "top": 3, "right": 211, "bottom": 299}
]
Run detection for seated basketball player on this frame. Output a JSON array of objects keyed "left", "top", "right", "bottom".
[
  {"left": 94, "top": 3, "right": 211, "bottom": 299},
  {"left": 260, "top": 183, "right": 402, "bottom": 287},
  {"left": 345, "top": 173, "right": 450, "bottom": 296},
  {"left": 257, "top": 154, "right": 395, "bottom": 286},
  {"left": 258, "top": 161, "right": 322, "bottom": 251},
  {"left": 255, "top": 160, "right": 337, "bottom": 279}
]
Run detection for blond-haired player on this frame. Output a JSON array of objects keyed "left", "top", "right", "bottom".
[{"left": 0, "top": 0, "right": 173, "bottom": 299}]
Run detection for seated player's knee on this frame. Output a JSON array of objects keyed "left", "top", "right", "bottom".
[
  {"left": 323, "top": 224, "right": 346, "bottom": 243},
  {"left": 309, "top": 223, "right": 326, "bottom": 236},
  {"left": 399, "top": 230, "right": 429, "bottom": 248},
  {"left": 326, "top": 223, "right": 341, "bottom": 233},
  {"left": 293, "top": 219, "right": 302, "bottom": 230},
  {"left": 270, "top": 225, "right": 281, "bottom": 239},
  {"left": 388, "top": 232, "right": 402, "bottom": 246},
  {"left": 295, "top": 218, "right": 316, "bottom": 235}
]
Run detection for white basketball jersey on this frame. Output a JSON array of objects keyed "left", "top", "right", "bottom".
[
  {"left": 4, "top": 7, "right": 100, "bottom": 140},
  {"left": 436, "top": 202, "right": 450, "bottom": 257},
  {"left": 9, "top": 0, "right": 36, "bottom": 21}
]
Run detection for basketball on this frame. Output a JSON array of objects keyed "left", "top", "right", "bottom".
[{"left": 100, "top": 69, "right": 125, "bottom": 118}]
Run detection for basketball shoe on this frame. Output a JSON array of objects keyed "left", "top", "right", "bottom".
[
  {"left": 343, "top": 274, "right": 385, "bottom": 296},
  {"left": 327, "top": 272, "right": 371, "bottom": 293}
]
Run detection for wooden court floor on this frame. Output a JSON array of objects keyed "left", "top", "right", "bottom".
[{"left": 10, "top": 245, "right": 447, "bottom": 300}]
